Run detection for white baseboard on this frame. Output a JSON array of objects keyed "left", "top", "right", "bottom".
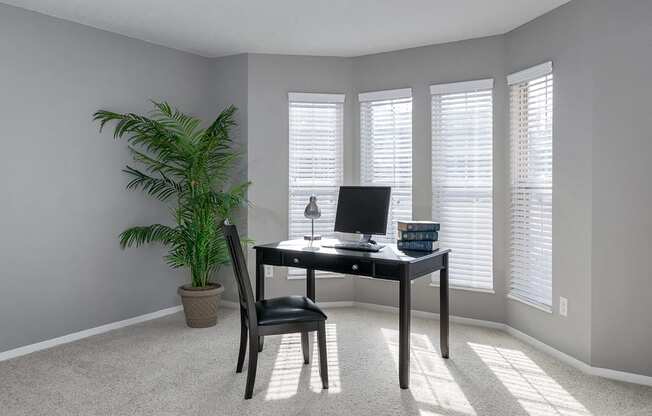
[
  {"left": 0, "top": 305, "right": 183, "bottom": 362},
  {"left": 2, "top": 300, "right": 650, "bottom": 387},
  {"left": 590, "top": 365, "right": 652, "bottom": 386},
  {"left": 505, "top": 326, "right": 592, "bottom": 372},
  {"left": 319, "top": 301, "right": 355, "bottom": 308},
  {"left": 505, "top": 326, "right": 652, "bottom": 386}
]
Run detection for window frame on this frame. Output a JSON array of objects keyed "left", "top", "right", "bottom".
[
  {"left": 430, "top": 78, "right": 495, "bottom": 292},
  {"left": 507, "top": 62, "right": 554, "bottom": 312}
]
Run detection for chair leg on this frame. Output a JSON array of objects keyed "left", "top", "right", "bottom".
[
  {"left": 244, "top": 329, "right": 259, "bottom": 399},
  {"left": 301, "top": 332, "right": 310, "bottom": 364},
  {"left": 236, "top": 310, "right": 247, "bottom": 373},
  {"left": 317, "top": 322, "right": 329, "bottom": 389},
  {"left": 258, "top": 336, "right": 264, "bottom": 352}
]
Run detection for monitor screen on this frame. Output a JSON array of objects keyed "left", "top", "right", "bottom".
[{"left": 334, "top": 186, "right": 391, "bottom": 235}]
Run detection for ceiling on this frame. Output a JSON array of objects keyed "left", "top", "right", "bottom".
[{"left": 3, "top": 0, "right": 571, "bottom": 58}]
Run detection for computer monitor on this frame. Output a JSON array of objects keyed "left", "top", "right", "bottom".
[{"left": 334, "top": 186, "right": 391, "bottom": 242}]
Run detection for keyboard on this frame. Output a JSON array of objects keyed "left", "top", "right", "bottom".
[{"left": 324, "top": 241, "right": 385, "bottom": 252}]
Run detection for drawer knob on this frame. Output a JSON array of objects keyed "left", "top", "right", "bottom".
[
  {"left": 352, "top": 264, "right": 359, "bottom": 271},
  {"left": 293, "top": 257, "right": 300, "bottom": 264}
]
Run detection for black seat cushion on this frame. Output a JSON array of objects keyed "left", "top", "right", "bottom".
[{"left": 255, "top": 296, "right": 327, "bottom": 326}]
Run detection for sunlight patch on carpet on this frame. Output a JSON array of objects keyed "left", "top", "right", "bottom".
[
  {"left": 382, "top": 328, "right": 476, "bottom": 415},
  {"left": 310, "top": 323, "right": 341, "bottom": 393},
  {"left": 469, "top": 342, "right": 591, "bottom": 416},
  {"left": 265, "top": 333, "right": 303, "bottom": 400}
]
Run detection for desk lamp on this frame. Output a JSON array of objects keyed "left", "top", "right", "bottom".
[{"left": 304, "top": 194, "right": 321, "bottom": 241}]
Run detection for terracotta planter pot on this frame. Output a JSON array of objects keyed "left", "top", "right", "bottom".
[{"left": 177, "top": 283, "right": 225, "bottom": 328}]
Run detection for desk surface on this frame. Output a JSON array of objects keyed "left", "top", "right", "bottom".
[{"left": 254, "top": 238, "right": 450, "bottom": 264}]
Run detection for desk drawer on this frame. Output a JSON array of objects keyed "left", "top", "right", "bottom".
[
  {"left": 281, "top": 252, "right": 372, "bottom": 276},
  {"left": 335, "top": 257, "right": 373, "bottom": 276},
  {"left": 259, "top": 249, "right": 283, "bottom": 266},
  {"left": 374, "top": 262, "right": 402, "bottom": 279},
  {"left": 281, "top": 252, "right": 314, "bottom": 269}
]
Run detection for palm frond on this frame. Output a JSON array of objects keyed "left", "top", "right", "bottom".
[
  {"left": 127, "top": 146, "right": 186, "bottom": 178},
  {"left": 151, "top": 101, "right": 202, "bottom": 141},
  {"left": 119, "top": 224, "right": 180, "bottom": 249},
  {"left": 123, "top": 166, "right": 184, "bottom": 201},
  {"left": 206, "top": 150, "right": 239, "bottom": 181},
  {"left": 208, "top": 182, "right": 251, "bottom": 220},
  {"left": 95, "top": 109, "right": 190, "bottom": 167},
  {"left": 94, "top": 110, "right": 160, "bottom": 139},
  {"left": 205, "top": 105, "right": 237, "bottom": 137}
]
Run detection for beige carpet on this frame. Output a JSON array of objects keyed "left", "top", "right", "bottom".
[{"left": 1, "top": 307, "right": 651, "bottom": 416}]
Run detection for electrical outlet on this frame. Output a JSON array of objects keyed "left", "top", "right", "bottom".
[
  {"left": 559, "top": 297, "right": 568, "bottom": 317},
  {"left": 264, "top": 265, "right": 274, "bottom": 278}
]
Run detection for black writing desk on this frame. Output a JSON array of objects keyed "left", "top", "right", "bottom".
[{"left": 254, "top": 239, "right": 451, "bottom": 389}]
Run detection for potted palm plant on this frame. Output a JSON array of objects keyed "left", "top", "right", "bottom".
[{"left": 94, "top": 102, "right": 249, "bottom": 328}]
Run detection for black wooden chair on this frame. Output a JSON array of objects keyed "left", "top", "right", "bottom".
[{"left": 224, "top": 224, "right": 329, "bottom": 399}]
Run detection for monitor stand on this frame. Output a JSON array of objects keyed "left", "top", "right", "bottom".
[
  {"left": 361, "top": 234, "right": 374, "bottom": 244},
  {"left": 330, "top": 234, "right": 385, "bottom": 252}
]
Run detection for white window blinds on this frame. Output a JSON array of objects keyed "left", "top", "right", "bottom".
[
  {"left": 359, "top": 88, "right": 412, "bottom": 243},
  {"left": 431, "top": 79, "right": 494, "bottom": 291},
  {"left": 508, "top": 62, "right": 553, "bottom": 311},
  {"left": 289, "top": 93, "right": 344, "bottom": 277}
]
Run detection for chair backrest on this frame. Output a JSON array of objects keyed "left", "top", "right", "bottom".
[{"left": 224, "top": 223, "right": 257, "bottom": 324}]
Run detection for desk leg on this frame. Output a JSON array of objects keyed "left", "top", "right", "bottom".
[
  {"left": 255, "top": 250, "right": 264, "bottom": 352},
  {"left": 440, "top": 253, "right": 449, "bottom": 359},
  {"left": 399, "top": 275, "right": 411, "bottom": 389},
  {"left": 306, "top": 269, "right": 315, "bottom": 302}
]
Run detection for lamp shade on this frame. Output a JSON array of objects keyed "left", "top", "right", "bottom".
[{"left": 304, "top": 195, "right": 321, "bottom": 220}]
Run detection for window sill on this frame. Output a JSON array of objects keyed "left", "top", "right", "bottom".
[
  {"left": 507, "top": 294, "right": 553, "bottom": 314},
  {"left": 429, "top": 283, "right": 495, "bottom": 294}
]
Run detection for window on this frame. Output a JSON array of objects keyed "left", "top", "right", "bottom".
[
  {"left": 359, "top": 88, "right": 412, "bottom": 243},
  {"left": 431, "top": 79, "right": 494, "bottom": 291},
  {"left": 288, "top": 93, "right": 344, "bottom": 277},
  {"left": 507, "top": 62, "right": 554, "bottom": 311}
]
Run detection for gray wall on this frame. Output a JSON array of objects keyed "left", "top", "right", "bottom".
[
  {"left": 588, "top": 0, "right": 652, "bottom": 376},
  {"left": 0, "top": 4, "right": 213, "bottom": 352},
  {"left": 209, "top": 54, "right": 249, "bottom": 303},
  {"left": 351, "top": 36, "right": 508, "bottom": 324},
  {"left": 246, "top": 54, "right": 356, "bottom": 302}
]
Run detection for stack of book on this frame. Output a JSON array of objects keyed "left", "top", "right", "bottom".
[{"left": 396, "top": 221, "right": 440, "bottom": 252}]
